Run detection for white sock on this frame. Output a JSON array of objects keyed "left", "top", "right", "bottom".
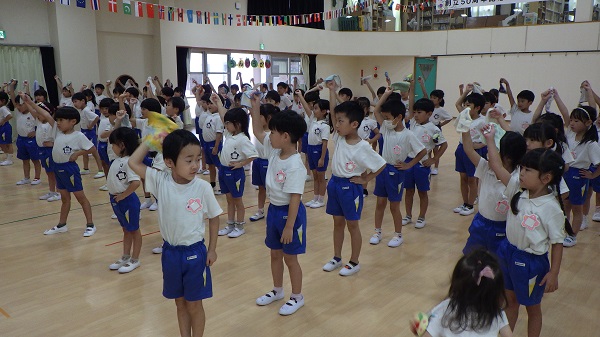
[
  {"left": 273, "top": 287, "right": 283, "bottom": 295},
  {"left": 258, "top": 209, "right": 264, "bottom": 214},
  {"left": 145, "top": 197, "right": 151, "bottom": 202},
  {"left": 6, "top": 154, "right": 12, "bottom": 160},
  {"left": 318, "top": 195, "right": 324, "bottom": 202},
  {"left": 291, "top": 293, "right": 303, "bottom": 301}
]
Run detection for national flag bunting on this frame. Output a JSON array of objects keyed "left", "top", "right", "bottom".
[
  {"left": 177, "top": 8, "right": 184, "bottom": 22},
  {"left": 146, "top": 3, "right": 154, "bottom": 18},
  {"left": 134, "top": 1, "right": 143, "bottom": 17},
  {"left": 123, "top": 0, "right": 131, "bottom": 15},
  {"left": 108, "top": 0, "right": 117, "bottom": 12},
  {"left": 90, "top": 0, "right": 99, "bottom": 10},
  {"left": 187, "top": 9, "right": 193, "bottom": 23},
  {"left": 76, "top": 0, "right": 85, "bottom": 8},
  {"left": 158, "top": 5, "right": 164, "bottom": 20}
]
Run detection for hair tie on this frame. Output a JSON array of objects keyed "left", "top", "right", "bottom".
[
  {"left": 575, "top": 107, "right": 591, "bottom": 120},
  {"left": 477, "top": 266, "right": 495, "bottom": 285}
]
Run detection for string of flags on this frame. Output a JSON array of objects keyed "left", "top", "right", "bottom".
[{"left": 43, "top": 0, "right": 445, "bottom": 26}]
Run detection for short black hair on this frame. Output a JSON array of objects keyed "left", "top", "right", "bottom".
[
  {"left": 268, "top": 110, "right": 307, "bottom": 143},
  {"left": 169, "top": 96, "right": 186, "bottom": 113},
  {"left": 113, "top": 85, "right": 125, "bottom": 95},
  {"left": 265, "top": 90, "right": 281, "bottom": 103},
  {"left": 0, "top": 92, "right": 10, "bottom": 103},
  {"left": 71, "top": 92, "right": 86, "bottom": 102},
  {"left": 304, "top": 91, "right": 320, "bottom": 104},
  {"left": 218, "top": 83, "right": 229, "bottom": 93},
  {"left": 224, "top": 107, "right": 251, "bottom": 138},
  {"left": 140, "top": 98, "right": 162, "bottom": 113},
  {"left": 161, "top": 86, "right": 174, "bottom": 97},
  {"left": 483, "top": 92, "right": 497, "bottom": 104},
  {"left": 174, "top": 87, "right": 184, "bottom": 95},
  {"left": 276, "top": 82, "right": 288, "bottom": 90},
  {"left": 109, "top": 127, "right": 139, "bottom": 157},
  {"left": 230, "top": 84, "right": 239, "bottom": 92},
  {"left": 381, "top": 99, "right": 406, "bottom": 118},
  {"left": 54, "top": 106, "right": 80, "bottom": 124},
  {"left": 34, "top": 89, "right": 48, "bottom": 100},
  {"left": 126, "top": 87, "right": 140, "bottom": 98},
  {"left": 260, "top": 83, "right": 269, "bottom": 91},
  {"left": 376, "top": 86, "right": 386, "bottom": 96},
  {"left": 517, "top": 90, "right": 535, "bottom": 102},
  {"left": 99, "top": 97, "right": 114, "bottom": 109},
  {"left": 356, "top": 97, "right": 370, "bottom": 111},
  {"left": 338, "top": 88, "right": 353, "bottom": 98},
  {"left": 163, "top": 129, "right": 201, "bottom": 163},
  {"left": 234, "top": 92, "right": 242, "bottom": 102},
  {"left": 260, "top": 103, "right": 280, "bottom": 119},
  {"left": 200, "top": 93, "right": 212, "bottom": 103},
  {"left": 464, "top": 93, "right": 485, "bottom": 112},
  {"left": 334, "top": 101, "right": 364, "bottom": 125},
  {"left": 413, "top": 98, "right": 435, "bottom": 113},
  {"left": 108, "top": 102, "right": 132, "bottom": 117},
  {"left": 95, "top": 83, "right": 105, "bottom": 90}
]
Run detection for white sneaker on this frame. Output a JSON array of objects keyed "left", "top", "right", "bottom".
[
  {"left": 563, "top": 235, "right": 577, "bottom": 247},
  {"left": 111, "top": 214, "right": 117, "bottom": 219},
  {"left": 279, "top": 296, "right": 304, "bottom": 316},
  {"left": 30, "top": 178, "right": 41, "bottom": 185},
  {"left": 83, "top": 226, "right": 97, "bottom": 237},
  {"left": 309, "top": 200, "right": 325, "bottom": 209},
  {"left": 228, "top": 225, "right": 245, "bottom": 238},
  {"left": 322, "top": 258, "right": 343, "bottom": 272},
  {"left": 453, "top": 204, "right": 466, "bottom": 213},
  {"left": 118, "top": 259, "right": 140, "bottom": 273},
  {"left": 39, "top": 192, "right": 53, "bottom": 200},
  {"left": 388, "top": 234, "right": 404, "bottom": 247},
  {"left": 402, "top": 216, "right": 412, "bottom": 226},
  {"left": 414, "top": 218, "right": 426, "bottom": 229},
  {"left": 80, "top": 169, "right": 90, "bottom": 175},
  {"left": 256, "top": 290, "right": 284, "bottom": 306},
  {"left": 305, "top": 174, "right": 312, "bottom": 182},
  {"left": 474, "top": 197, "right": 479, "bottom": 205},
  {"left": 431, "top": 168, "right": 438, "bottom": 175},
  {"left": 99, "top": 184, "right": 108, "bottom": 191},
  {"left": 249, "top": 212, "right": 265, "bottom": 222},
  {"left": 369, "top": 231, "right": 382, "bottom": 245},
  {"left": 140, "top": 200, "right": 153, "bottom": 210},
  {"left": 459, "top": 206, "right": 475, "bottom": 216},
  {"left": 109, "top": 256, "right": 130, "bottom": 270},
  {"left": 47, "top": 193, "right": 61, "bottom": 202},
  {"left": 305, "top": 199, "right": 316, "bottom": 208},
  {"left": 152, "top": 246, "right": 163, "bottom": 254},
  {"left": 213, "top": 188, "right": 223, "bottom": 195},
  {"left": 149, "top": 202, "right": 158, "bottom": 211},
  {"left": 16, "top": 178, "right": 31, "bottom": 185},
  {"left": 202, "top": 169, "right": 210, "bottom": 175},
  {"left": 339, "top": 263, "right": 361, "bottom": 276},
  {"left": 581, "top": 217, "right": 589, "bottom": 230},
  {"left": 218, "top": 224, "right": 235, "bottom": 236},
  {"left": 44, "top": 225, "right": 68, "bottom": 235},
  {"left": 593, "top": 207, "right": 600, "bottom": 222},
  {"left": 0, "top": 159, "right": 13, "bottom": 166},
  {"left": 94, "top": 172, "right": 105, "bottom": 179}
]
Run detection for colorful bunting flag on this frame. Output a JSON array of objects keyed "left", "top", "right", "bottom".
[
  {"left": 146, "top": 3, "right": 154, "bottom": 18},
  {"left": 177, "top": 8, "right": 184, "bottom": 22},
  {"left": 187, "top": 9, "right": 193, "bottom": 23},
  {"left": 158, "top": 4, "right": 165, "bottom": 19},
  {"left": 108, "top": 0, "right": 117, "bottom": 12},
  {"left": 90, "top": 0, "right": 99, "bottom": 10},
  {"left": 123, "top": 0, "right": 131, "bottom": 15},
  {"left": 196, "top": 11, "right": 202, "bottom": 24},
  {"left": 76, "top": 0, "right": 85, "bottom": 8},
  {"left": 213, "top": 12, "right": 219, "bottom": 25},
  {"left": 134, "top": 1, "right": 143, "bottom": 17}
]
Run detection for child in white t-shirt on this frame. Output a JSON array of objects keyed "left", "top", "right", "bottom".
[
  {"left": 72, "top": 92, "right": 104, "bottom": 179},
  {"left": 129, "top": 129, "right": 222, "bottom": 337},
  {"left": 194, "top": 85, "right": 211, "bottom": 174},
  {"left": 33, "top": 102, "right": 59, "bottom": 202},
  {"left": 428, "top": 89, "right": 452, "bottom": 175},
  {"left": 250, "top": 95, "right": 308, "bottom": 316},
  {"left": 0, "top": 92, "right": 15, "bottom": 166},
  {"left": 54, "top": 75, "right": 74, "bottom": 108},
  {"left": 499, "top": 78, "right": 535, "bottom": 135}
]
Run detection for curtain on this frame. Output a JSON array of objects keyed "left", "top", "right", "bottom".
[
  {"left": 0, "top": 46, "right": 46, "bottom": 96},
  {"left": 40, "top": 47, "right": 58, "bottom": 108},
  {"left": 176, "top": 47, "right": 189, "bottom": 90},
  {"left": 301, "top": 54, "right": 310, "bottom": 89}
]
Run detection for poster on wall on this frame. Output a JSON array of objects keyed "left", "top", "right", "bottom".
[
  {"left": 413, "top": 57, "right": 437, "bottom": 101},
  {"left": 436, "top": 0, "right": 547, "bottom": 10}
]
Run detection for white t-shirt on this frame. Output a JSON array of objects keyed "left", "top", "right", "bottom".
[
  {"left": 133, "top": 118, "right": 150, "bottom": 139},
  {"left": 98, "top": 117, "right": 112, "bottom": 143},
  {"left": 474, "top": 158, "right": 512, "bottom": 222},
  {"left": 15, "top": 112, "right": 36, "bottom": 137},
  {"left": 457, "top": 116, "right": 486, "bottom": 144},
  {"left": 279, "top": 95, "right": 293, "bottom": 110},
  {"left": 202, "top": 113, "right": 223, "bottom": 142},
  {"left": 51, "top": 124, "right": 94, "bottom": 164},
  {"left": 504, "top": 173, "right": 567, "bottom": 255},
  {"left": 0, "top": 106, "right": 11, "bottom": 122},
  {"left": 171, "top": 115, "right": 184, "bottom": 129},
  {"left": 508, "top": 104, "right": 533, "bottom": 135},
  {"left": 307, "top": 116, "right": 330, "bottom": 146},
  {"left": 263, "top": 132, "right": 306, "bottom": 206},
  {"left": 79, "top": 107, "right": 98, "bottom": 130},
  {"left": 565, "top": 129, "right": 600, "bottom": 169},
  {"left": 107, "top": 156, "right": 140, "bottom": 194},
  {"left": 358, "top": 116, "right": 378, "bottom": 140},
  {"left": 556, "top": 142, "right": 575, "bottom": 166},
  {"left": 144, "top": 167, "right": 223, "bottom": 246},
  {"left": 410, "top": 121, "right": 447, "bottom": 162},
  {"left": 219, "top": 132, "right": 258, "bottom": 167},
  {"left": 95, "top": 94, "right": 107, "bottom": 103},
  {"left": 86, "top": 101, "right": 96, "bottom": 112},
  {"left": 253, "top": 135, "right": 267, "bottom": 159},
  {"left": 380, "top": 122, "right": 425, "bottom": 164},
  {"left": 59, "top": 96, "right": 73, "bottom": 107},
  {"left": 330, "top": 133, "right": 386, "bottom": 178},
  {"left": 35, "top": 120, "right": 54, "bottom": 147},
  {"left": 292, "top": 101, "right": 305, "bottom": 116},
  {"left": 426, "top": 298, "right": 509, "bottom": 337},
  {"left": 430, "top": 107, "right": 452, "bottom": 126},
  {"left": 195, "top": 106, "right": 210, "bottom": 130},
  {"left": 129, "top": 100, "right": 142, "bottom": 119}
]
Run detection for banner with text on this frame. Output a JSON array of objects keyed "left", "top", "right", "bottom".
[{"left": 436, "top": 0, "right": 545, "bottom": 10}]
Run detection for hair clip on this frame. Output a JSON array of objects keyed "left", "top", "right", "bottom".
[{"left": 477, "top": 266, "right": 495, "bottom": 285}]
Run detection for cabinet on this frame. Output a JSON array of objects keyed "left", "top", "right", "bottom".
[
  {"left": 406, "top": 6, "right": 466, "bottom": 31},
  {"left": 538, "top": 0, "right": 566, "bottom": 23}
]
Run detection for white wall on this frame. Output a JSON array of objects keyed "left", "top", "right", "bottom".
[{"left": 0, "top": 0, "right": 51, "bottom": 46}]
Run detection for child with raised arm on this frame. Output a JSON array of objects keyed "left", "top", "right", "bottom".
[
  {"left": 22, "top": 94, "right": 97, "bottom": 237},
  {"left": 71, "top": 92, "right": 105, "bottom": 179},
  {"left": 323, "top": 81, "right": 386, "bottom": 276},
  {"left": 0, "top": 91, "right": 15, "bottom": 166},
  {"left": 54, "top": 75, "right": 74, "bottom": 107},
  {"left": 499, "top": 78, "right": 535, "bottom": 134},
  {"left": 201, "top": 93, "right": 225, "bottom": 195},
  {"left": 370, "top": 88, "right": 426, "bottom": 247},
  {"left": 128, "top": 129, "right": 221, "bottom": 336},
  {"left": 249, "top": 95, "right": 308, "bottom": 315}
]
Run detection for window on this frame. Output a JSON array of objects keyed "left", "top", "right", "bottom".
[
  {"left": 470, "top": 5, "right": 495, "bottom": 17},
  {"left": 271, "top": 56, "right": 305, "bottom": 91}
]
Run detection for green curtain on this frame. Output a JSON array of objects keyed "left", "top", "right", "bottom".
[{"left": 0, "top": 46, "right": 46, "bottom": 92}]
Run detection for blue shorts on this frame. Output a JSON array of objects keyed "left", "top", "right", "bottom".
[
  {"left": 198, "top": 129, "right": 206, "bottom": 147},
  {"left": 307, "top": 144, "right": 329, "bottom": 172},
  {"left": 98, "top": 141, "right": 110, "bottom": 165},
  {"left": 162, "top": 240, "right": 212, "bottom": 301},
  {"left": 82, "top": 128, "right": 98, "bottom": 147},
  {"left": 373, "top": 164, "right": 405, "bottom": 202},
  {"left": 455, "top": 143, "right": 487, "bottom": 177},
  {"left": 563, "top": 166, "right": 589, "bottom": 205},
  {"left": 497, "top": 239, "right": 549, "bottom": 306},
  {"left": 326, "top": 175, "right": 364, "bottom": 221},
  {"left": 202, "top": 140, "right": 222, "bottom": 167},
  {"left": 378, "top": 133, "right": 384, "bottom": 155},
  {"left": 54, "top": 161, "right": 83, "bottom": 192},
  {"left": 591, "top": 166, "right": 600, "bottom": 193},
  {"left": 0, "top": 123, "right": 12, "bottom": 144},
  {"left": 462, "top": 212, "right": 507, "bottom": 255},
  {"left": 135, "top": 128, "right": 142, "bottom": 139},
  {"left": 218, "top": 166, "right": 245, "bottom": 198},
  {"left": 110, "top": 193, "right": 141, "bottom": 231},
  {"left": 16, "top": 136, "right": 40, "bottom": 160},
  {"left": 404, "top": 159, "right": 431, "bottom": 191},
  {"left": 142, "top": 153, "right": 154, "bottom": 167},
  {"left": 195, "top": 117, "right": 202, "bottom": 135},
  {"left": 265, "top": 203, "right": 307, "bottom": 254},
  {"left": 300, "top": 132, "right": 308, "bottom": 153},
  {"left": 251, "top": 158, "right": 268, "bottom": 187},
  {"left": 38, "top": 147, "right": 54, "bottom": 173}
]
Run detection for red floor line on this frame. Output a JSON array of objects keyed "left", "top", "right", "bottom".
[{"left": 0, "top": 307, "right": 11, "bottom": 318}]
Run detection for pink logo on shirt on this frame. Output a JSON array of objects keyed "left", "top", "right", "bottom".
[
  {"left": 522, "top": 122, "right": 529, "bottom": 130},
  {"left": 275, "top": 169, "right": 286, "bottom": 183},
  {"left": 393, "top": 145, "right": 402, "bottom": 155},
  {"left": 186, "top": 198, "right": 203, "bottom": 214},
  {"left": 521, "top": 214, "right": 541, "bottom": 231},
  {"left": 495, "top": 199, "right": 509, "bottom": 214},
  {"left": 421, "top": 133, "right": 431, "bottom": 142},
  {"left": 345, "top": 161, "right": 357, "bottom": 172},
  {"left": 571, "top": 151, "right": 577, "bottom": 159}
]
